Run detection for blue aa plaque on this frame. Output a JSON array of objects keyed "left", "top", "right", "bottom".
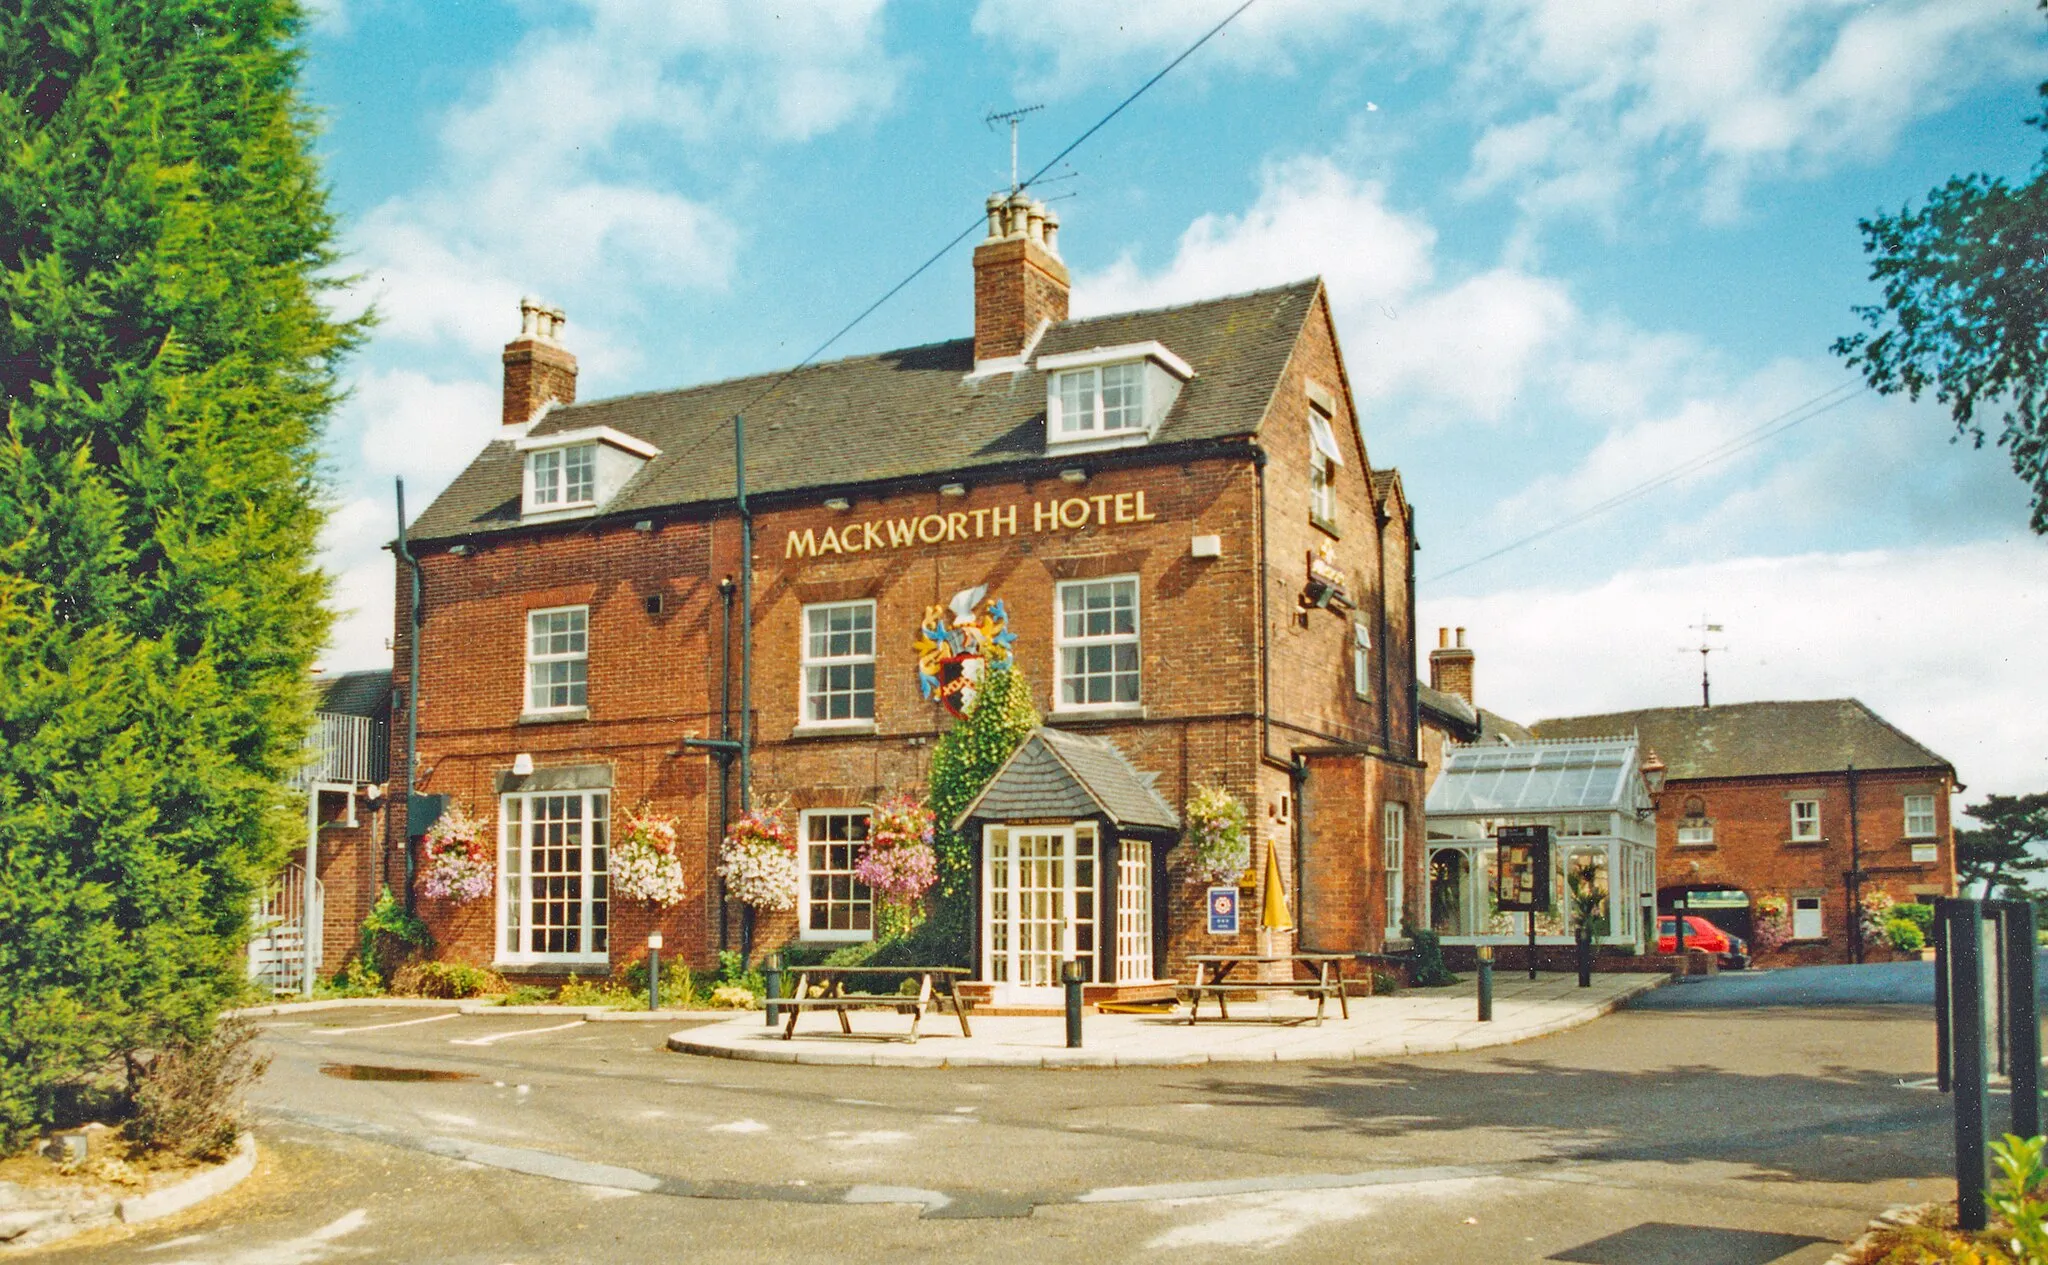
[{"left": 1207, "top": 886, "right": 1239, "bottom": 935}]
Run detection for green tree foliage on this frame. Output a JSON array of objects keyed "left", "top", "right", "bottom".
[
  {"left": 1834, "top": 2, "right": 2048, "bottom": 532},
  {"left": 0, "top": 1, "right": 358, "bottom": 1150},
  {"left": 921, "top": 666, "right": 1041, "bottom": 961},
  {"left": 1957, "top": 792, "right": 2048, "bottom": 899}
]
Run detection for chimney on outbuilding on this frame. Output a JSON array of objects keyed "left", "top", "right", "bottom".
[
  {"left": 973, "top": 189, "right": 1068, "bottom": 366},
  {"left": 1429, "top": 626, "right": 1475, "bottom": 705},
  {"left": 502, "top": 297, "right": 577, "bottom": 432}
]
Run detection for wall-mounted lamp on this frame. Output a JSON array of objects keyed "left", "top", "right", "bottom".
[
  {"left": 1059, "top": 467, "right": 1088, "bottom": 484},
  {"left": 647, "top": 931, "right": 663, "bottom": 950},
  {"left": 939, "top": 482, "right": 967, "bottom": 498},
  {"left": 365, "top": 783, "right": 383, "bottom": 802},
  {"left": 1190, "top": 535, "right": 1222, "bottom": 559},
  {"left": 512, "top": 752, "right": 535, "bottom": 776},
  {"left": 823, "top": 497, "right": 851, "bottom": 512},
  {"left": 447, "top": 544, "right": 470, "bottom": 556}
]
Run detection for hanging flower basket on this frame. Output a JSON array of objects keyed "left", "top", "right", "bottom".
[
  {"left": 1183, "top": 784, "right": 1250, "bottom": 885},
  {"left": 856, "top": 795, "right": 939, "bottom": 900},
  {"left": 421, "top": 803, "right": 493, "bottom": 903},
  {"left": 613, "top": 808, "right": 688, "bottom": 906},
  {"left": 1751, "top": 894, "right": 1792, "bottom": 953},
  {"left": 718, "top": 806, "right": 798, "bottom": 912}
]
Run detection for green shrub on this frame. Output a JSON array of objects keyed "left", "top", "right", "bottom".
[
  {"left": 1404, "top": 927, "right": 1460, "bottom": 987},
  {"left": 1370, "top": 970, "right": 1400, "bottom": 995},
  {"left": 1887, "top": 918, "right": 1927, "bottom": 954},
  {"left": 390, "top": 961, "right": 506, "bottom": 999},
  {"left": 716, "top": 950, "right": 765, "bottom": 998},
  {"left": 327, "top": 959, "right": 384, "bottom": 997},
  {"left": 621, "top": 955, "right": 696, "bottom": 1010},
  {"left": 1991, "top": 1133, "right": 2048, "bottom": 1263},
  {"left": 127, "top": 1017, "right": 270, "bottom": 1162},
  {"left": 556, "top": 975, "right": 610, "bottom": 1007},
  {"left": 502, "top": 985, "right": 551, "bottom": 1006},
  {"left": 1893, "top": 902, "right": 1936, "bottom": 931},
  {"left": 358, "top": 887, "right": 430, "bottom": 982}
]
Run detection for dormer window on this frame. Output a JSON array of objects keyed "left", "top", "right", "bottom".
[
  {"left": 1037, "top": 341, "right": 1193, "bottom": 454},
  {"left": 530, "top": 444, "right": 596, "bottom": 509},
  {"left": 515, "top": 426, "right": 661, "bottom": 521}
]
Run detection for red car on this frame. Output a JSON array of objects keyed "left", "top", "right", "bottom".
[{"left": 1658, "top": 915, "right": 1750, "bottom": 968}]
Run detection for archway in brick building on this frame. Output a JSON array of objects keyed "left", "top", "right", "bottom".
[{"left": 1658, "top": 885, "right": 1754, "bottom": 948}]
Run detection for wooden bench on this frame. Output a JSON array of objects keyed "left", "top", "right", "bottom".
[
  {"left": 1182, "top": 953, "right": 1352, "bottom": 1025},
  {"left": 777, "top": 966, "right": 974, "bottom": 1043}
]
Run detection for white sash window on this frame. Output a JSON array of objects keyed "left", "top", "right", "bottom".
[{"left": 499, "top": 790, "right": 609, "bottom": 966}]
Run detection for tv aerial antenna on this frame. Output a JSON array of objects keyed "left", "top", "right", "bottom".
[
  {"left": 986, "top": 104, "right": 1044, "bottom": 193},
  {"left": 1681, "top": 616, "right": 1727, "bottom": 709}
]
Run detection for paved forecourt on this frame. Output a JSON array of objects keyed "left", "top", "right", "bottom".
[{"left": 669, "top": 971, "right": 1663, "bottom": 1067}]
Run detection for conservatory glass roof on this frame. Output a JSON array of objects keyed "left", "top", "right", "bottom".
[{"left": 1426, "top": 737, "right": 1639, "bottom": 816}]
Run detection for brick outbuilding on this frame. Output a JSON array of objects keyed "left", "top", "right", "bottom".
[
  {"left": 383, "top": 189, "right": 1426, "bottom": 999},
  {"left": 1534, "top": 700, "right": 1959, "bottom": 965}
]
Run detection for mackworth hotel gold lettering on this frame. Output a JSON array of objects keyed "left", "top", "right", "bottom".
[{"left": 786, "top": 491, "right": 1154, "bottom": 558}]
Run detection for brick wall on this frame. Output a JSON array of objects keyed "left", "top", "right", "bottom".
[
  {"left": 1658, "top": 767, "right": 1956, "bottom": 965},
  {"left": 972, "top": 235, "right": 1069, "bottom": 362}
]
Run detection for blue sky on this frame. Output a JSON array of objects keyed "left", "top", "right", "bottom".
[{"left": 304, "top": 0, "right": 2048, "bottom": 800}]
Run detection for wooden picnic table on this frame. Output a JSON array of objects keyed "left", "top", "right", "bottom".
[
  {"left": 1182, "top": 953, "right": 1353, "bottom": 1025},
  {"left": 777, "top": 965, "right": 974, "bottom": 1043}
]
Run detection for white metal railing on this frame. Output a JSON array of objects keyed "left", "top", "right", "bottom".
[
  {"left": 249, "top": 864, "right": 323, "bottom": 994},
  {"left": 299, "top": 712, "right": 383, "bottom": 787}
]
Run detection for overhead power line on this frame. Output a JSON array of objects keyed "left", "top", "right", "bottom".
[
  {"left": 730, "top": 0, "right": 1260, "bottom": 420},
  {"left": 1424, "top": 380, "right": 1872, "bottom": 584}
]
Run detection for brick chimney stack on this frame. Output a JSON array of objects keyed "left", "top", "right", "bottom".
[
  {"left": 502, "top": 297, "right": 576, "bottom": 432},
  {"left": 1429, "top": 626, "right": 1475, "bottom": 705},
  {"left": 973, "top": 190, "right": 1068, "bottom": 365}
]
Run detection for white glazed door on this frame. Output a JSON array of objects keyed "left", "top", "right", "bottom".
[
  {"left": 1116, "top": 841, "right": 1153, "bottom": 983},
  {"left": 982, "top": 824, "right": 1097, "bottom": 1004}
]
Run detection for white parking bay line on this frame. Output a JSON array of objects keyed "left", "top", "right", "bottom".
[
  {"left": 311, "top": 1012, "right": 460, "bottom": 1036},
  {"left": 451, "top": 1020, "right": 586, "bottom": 1047}
]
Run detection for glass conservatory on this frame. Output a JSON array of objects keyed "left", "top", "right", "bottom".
[{"left": 1423, "top": 736, "right": 1659, "bottom": 949}]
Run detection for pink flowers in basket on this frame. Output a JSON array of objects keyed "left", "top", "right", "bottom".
[
  {"left": 854, "top": 795, "right": 939, "bottom": 902},
  {"left": 421, "top": 804, "right": 493, "bottom": 903},
  {"left": 718, "top": 806, "right": 799, "bottom": 911}
]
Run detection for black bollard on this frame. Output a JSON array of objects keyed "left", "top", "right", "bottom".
[
  {"left": 1576, "top": 936, "right": 1593, "bottom": 988},
  {"left": 1477, "top": 945, "right": 1493, "bottom": 1022},
  {"left": 2004, "top": 901, "right": 2041, "bottom": 1140},
  {"left": 763, "top": 952, "right": 782, "bottom": 1028},
  {"left": 1062, "top": 959, "right": 1084, "bottom": 1049},
  {"left": 648, "top": 940, "right": 661, "bottom": 1013},
  {"left": 1952, "top": 899, "right": 1989, "bottom": 1232}
]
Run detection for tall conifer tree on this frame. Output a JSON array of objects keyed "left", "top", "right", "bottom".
[{"left": 0, "top": 0, "right": 357, "bottom": 1148}]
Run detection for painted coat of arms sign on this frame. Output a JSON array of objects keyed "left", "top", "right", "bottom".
[{"left": 915, "top": 585, "right": 1016, "bottom": 718}]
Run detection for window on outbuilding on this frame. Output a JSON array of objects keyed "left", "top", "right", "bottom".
[
  {"left": 1384, "top": 802, "right": 1407, "bottom": 932},
  {"left": 1904, "top": 794, "right": 1936, "bottom": 838},
  {"left": 1790, "top": 799, "right": 1821, "bottom": 842}
]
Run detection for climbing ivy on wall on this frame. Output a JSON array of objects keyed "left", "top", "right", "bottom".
[{"left": 921, "top": 666, "right": 1040, "bottom": 962}]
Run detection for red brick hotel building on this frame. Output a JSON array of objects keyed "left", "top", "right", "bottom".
[{"left": 390, "top": 190, "right": 1424, "bottom": 1001}]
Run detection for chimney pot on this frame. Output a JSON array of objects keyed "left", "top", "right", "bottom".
[
  {"left": 1455, "top": 627, "right": 1466, "bottom": 648},
  {"left": 1438, "top": 627, "right": 1449, "bottom": 649},
  {"left": 503, "top": 296, "right": 578, "bottom": 432},
  {"left": 973, "top": 188, "right": 1069, "bottom": 365}
]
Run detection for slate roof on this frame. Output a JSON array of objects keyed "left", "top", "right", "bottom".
[
  {"left": 408, "top": 280, "right": 1324, "bottom": 542},
  {"left": 954, "top": 728, "right": 1180, "bottom": 833},
  {"left": 1417, "top": 687, "right": 1533, "bottom": 745},
  {"left": 1531, "top": 699, "right": 1952, "bottom": 781},
  {"left": 314, "top": 669, "right": 391, "bottom": 720}
]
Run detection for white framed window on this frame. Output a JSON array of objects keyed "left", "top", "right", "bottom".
[
  {"left": 800, "top": 601, "right": 875, "bottom": 725},
  {"left": 526, "top": 606, "right": 588, "bottom": 712},
  {"left": 799, "top": 810, "right": 873, "bottom": 941},
  {"left": 498, "top": 790, "right": 609, "bottom": 965},
  {"left": 1351, "top": 620, "right": 1372, "bottom": 699},
  {"left": 1056, "top": 576, "right": 1140, "bottom": 709},
  {"left": 1052, "top": 363, "right": 1145, "bottom": 437},
  {"left": 1677, "top": 821, "right": 1716, "bottom": 847},
  {"left": 527, "top": 443, "right": 597, "bottom": 509},
  {"left": 1308, "top": 408, "right": 1344, "bottom": 528},
  {"left": 1792, "top": 895, "right": 1823, "bottom": 940},
  {"left": 1913, "top": 843, "right": 1939, "bottom": 864},
  {"left": 1904, "top": 794, "right": 1936, "bottom": 838},
  {"left": 1789, "top": 799, "right": 1821, "bottom": 842},
  {"left": 1384, "top": 802, "right": 1407, "bottom": 933}
]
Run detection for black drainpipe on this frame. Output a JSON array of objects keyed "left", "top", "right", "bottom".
[
  {"left": 393, "top": 478, "right": 426, "bottom": 918},
  {"left": 716, "top": 575, "right": 735, "bottom": 952}
]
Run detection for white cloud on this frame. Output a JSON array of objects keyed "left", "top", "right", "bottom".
[
  {"left": 316, "top": 494, "right": 397, "bottom": 672},
  {"left": 346, "top": 370, "right": 499, "bottom": 484},
  {"left": 1460, "top": 0, "right": 2045, "bottom": 222},
  {"left": 1419, "top": 540, "right": 2048, "bottom": 798}
]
